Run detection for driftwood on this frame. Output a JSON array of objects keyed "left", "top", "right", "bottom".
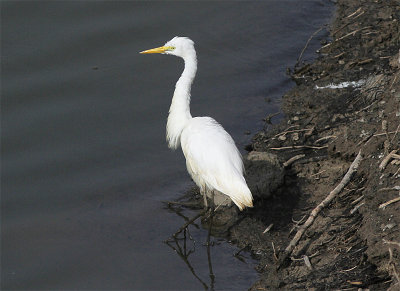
[
  {"left": 283, "top": 154, "right": 305, "bottom": 168},
  {"left": 379, "top": 150, "right": 400, "bottom": 170},
  {"left": 278, "top": 150, "right": 363, "bottom": 267},
  {"left": 379, "top": 197, "right": 400, "bottom": 209}
]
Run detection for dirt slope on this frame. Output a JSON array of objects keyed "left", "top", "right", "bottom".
[{"left": 233, "top": 0, "right": 400, "bottom": 289}]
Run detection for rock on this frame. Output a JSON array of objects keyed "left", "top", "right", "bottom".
[
  {"left": 278, "top": 134, "right": 287, "bottom": 141},
  {"left": 245, "top": 151, "right": 284, "bottom": 199},
  {"left": 209, "top": 190, "right": 233, "bottom": 207}
]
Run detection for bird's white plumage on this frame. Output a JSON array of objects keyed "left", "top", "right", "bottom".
[
  {"left": 141, "top": 36, "right": 253, "bottom": 210},
  {"left": 181, "top": 117, "right": 252, "bottom": 210}
]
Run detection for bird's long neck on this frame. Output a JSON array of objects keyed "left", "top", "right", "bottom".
[{"left": 166, "top": 51, "right": 197, "bottom": 149}]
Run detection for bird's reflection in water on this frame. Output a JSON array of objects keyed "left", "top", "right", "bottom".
[
  {"left": 164, "top": 208, "right": 216, "bottom": 290},
  {"left": 165, "top": 227, "right": 215, "bottom": 290}
]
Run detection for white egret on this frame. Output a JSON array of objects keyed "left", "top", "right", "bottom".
[{"left": 140, "top": 37, "right": 253, "bottom": 210}]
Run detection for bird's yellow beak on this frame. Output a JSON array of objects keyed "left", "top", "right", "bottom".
[{"left": 140, "top": 46, "right": 169, "bottom": 54}]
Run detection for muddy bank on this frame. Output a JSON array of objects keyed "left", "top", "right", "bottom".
[
  {"left": 170, "top": 0, "right": 399, "bottom": 289},
  {"left": 234, "top": 0, "right": 400, "bottom": 289}
]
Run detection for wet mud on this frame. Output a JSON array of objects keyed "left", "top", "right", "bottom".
[{"left": 170, "top": 0, "right": 400, "bottom": 289}]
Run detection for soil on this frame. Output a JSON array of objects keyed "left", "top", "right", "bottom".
[
  {"left": 242, "top": 0, "right": 400, "bottom": 289},
  {"left": 170, "top": 0, "right": 400, "bottom": 289}
]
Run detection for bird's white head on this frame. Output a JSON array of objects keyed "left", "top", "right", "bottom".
[{"left": 140, "top": 36, "right": 195, "bottom": 59}]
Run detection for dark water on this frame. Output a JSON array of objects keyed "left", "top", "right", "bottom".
[{"left": 2, "top": 1, "right": 333, "bottom": 290}]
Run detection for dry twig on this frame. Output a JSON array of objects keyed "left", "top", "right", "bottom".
[
  {"left": 269, "top": 145, "right": 327, "bottom": 151},
  {"left": 283, "top": 154, "right": 305, "bottom": 168},
  {"left": 339, "top": 265, "right": 358, "bottom": 273},
  {"left": 373, "top": 131, "right": 400, "bottom": 137},
  {"left": 391, "top": 124, "right": 400, "bottom": 145},
  {"left": 351, "top": 194, "right": 364, "bottom": 205},
  {"left": 378, "top": 186, "right": 400, "bottom": 192},
  {"left": 279, "top": 150, "right": 363, "bottom": 266},
  {"left": 320, "top": 26, "right": 372, "bottom": 50},
  {"left": 315, "top": 135, "right": 337, "bottom": 144},
  {"left": 379, "top": 150, "right": 399, "bottom": 170},
  {"left": 350, "top": 202, "right": 365, "bottom": 214},
  {"left": 263, "top": 223, "right": 274, "bottom": 234},
  {"left": 379, "top": 197, "right": 400, "bottom": 209},
  {"left": 271, "top": 242, "right": 278, "bottom": 262},
  {"left": 383, "top": 240, "right": 400, "bottom": 287},
  {"left": 390, "top": 74, "right": 398, "bottom": 89},
  {"left": 309, "top": 170, "right": 327, "bottom": 178},
  {"left": 346, "top": 7, "right": 362, "bottom": 18},
  {"left": 296, "top": 26, "right": 325, "bottom": 67},
  {"left": 303, "top": 255, "right": 312, "bottom": 270},
  {"left": 273, "top": 127, "right": 312, "bottom": 139},
  {"left": 383, "top": 239, "right": 400, "bottom": 249}
]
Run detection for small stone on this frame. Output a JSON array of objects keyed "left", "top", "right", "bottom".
[
  {"left": 332, "top": 113, "right": 344, "bottom": 122},
  {"left": 382, "top": 223, "right": 396, "bottom": 231},
  {"left": 278, "top": 134, "right": 287, "bottom": 141}
]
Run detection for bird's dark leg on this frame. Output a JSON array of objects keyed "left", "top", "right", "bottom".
[
  {"left": 202, "top": 188, "right": 208, "bottom": 210},
  {"left": 210, "top": 190, "right": 215, "bottom": 213}
]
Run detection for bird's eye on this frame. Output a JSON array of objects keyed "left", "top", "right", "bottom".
[{"left": 168, "top": 46, "right": 175, "bottom": 51}]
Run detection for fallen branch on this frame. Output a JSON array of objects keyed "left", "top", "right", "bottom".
[
  {"left": 283, "top": 154, "right": 305, "bottom": 168},
  {"left": 271, "top": 241, "right": 278, "bottom": 262},
  {"left": 273, "top": 127, "right": 312, "bottom": 139},
  {"left": 378, "top": 186, "right": 400, "bottom": 192},
  {"left": 379, "top": 197, "right": 400, "bottom": 209},
  {"left": 332, "top": 8, "right": 363, "bottom": 36},
  {"left": 346, "top": 7, "right": 362, "bottom": 18},
  {"left": 390, "top": 74, "right": 398, "bottom": 89},
  {"left": 320, "top": 26, "right": 372, "bottom": 50},
  {"left": 303, "top": 255, "right": 312, "bottom": 270},
  {"left": 315, "top": 135, "right": 337, "bottom": 144},
  {"left": 278, "top": 150, "right": 363, "bottom": 267},
  {"left": 357, "top": 58, "right": 373, "bottom": 65},
  {"left": 383, "top": 239, "right": 400, "bottom": 249},
  {"left": 296, "top": 25, "right": 325, "bottom": 67},
  {"left": 291, "top": 251, "right": 319, "bottom": 261},
  {"left": 383, "top": 240, "right": 400, "bottom": 287},
  {"left": 373, "top": 131, "right": 400, "bottom": 137},
  {"left": 269, "top": 145, "right": 328, "bottom": 151},
  {"left": 339, "top": 265, "right": 358, "bottom": 273},
  {"left": 379, "top": 150, "right": 399, "bottom": 170},
  {"left": 391, "top": 124, "right": 400, "bottom": 144},
  {"left": 350, "top": 201, "right": 365, "bottom": 214},
  {"left": 351, "top": 194, "right": 364, "bottom": 205},
  {"left": 263, "top": 223, "right": 274, "bottom": 234},
  {"left": 309, "top": 169, "right": 327, "bottom": 179}
]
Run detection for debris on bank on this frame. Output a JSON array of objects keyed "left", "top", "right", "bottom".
[
  {"left": 314, "top": 79, "right": 365, "bottom": 89},
  {"left": 169, "top": 1, "right": 399, "bottom": 289},
  {"left": 238, "top": 0, "right": 400, "bottom": 289}
]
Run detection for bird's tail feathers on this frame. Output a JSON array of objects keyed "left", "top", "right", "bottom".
[{"left": 219, "top": 181, "right": 253, "bottom": 211}]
